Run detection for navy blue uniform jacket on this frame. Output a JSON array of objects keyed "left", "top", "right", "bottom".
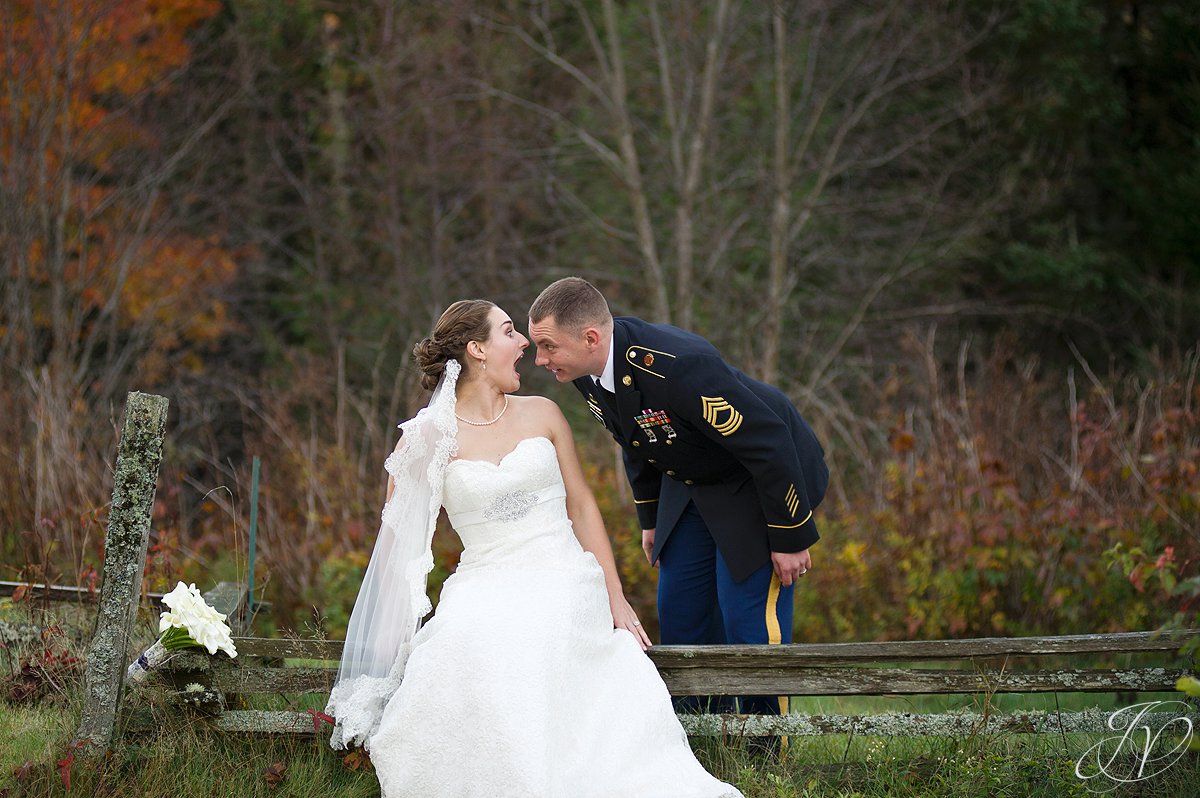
[{"left": 572, "top": 317, "right": 829, "bottom": 582}]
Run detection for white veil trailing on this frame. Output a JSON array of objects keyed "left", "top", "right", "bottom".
[{"left": 325, "top": 359, "right": 460, "bottom": 750}]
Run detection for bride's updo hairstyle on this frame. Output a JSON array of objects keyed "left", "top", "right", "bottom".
[{"left": 413, "top": 299, "right": 497, "bottom": 391}]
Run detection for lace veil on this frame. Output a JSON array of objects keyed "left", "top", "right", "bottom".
[{"left": 325, "top": 359, "right": 460, "bottom": 750}]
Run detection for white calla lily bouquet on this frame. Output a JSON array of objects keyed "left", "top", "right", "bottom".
[{"left": 126, "top": 581, "right": 239, "bottom": 686}]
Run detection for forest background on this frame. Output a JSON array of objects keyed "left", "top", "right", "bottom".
[{"left": 2, "top": 0, "right": 1197, "bottom": 646}]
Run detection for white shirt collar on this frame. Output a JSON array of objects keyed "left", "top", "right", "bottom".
[{"left": 595, "top": 333, "right": 615, "bottom": 392}]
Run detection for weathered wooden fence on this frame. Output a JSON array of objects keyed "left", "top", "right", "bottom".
[
  {"left": 71, "top": 389, "right": 1200, "bottom": 750},
  {"left": 1, "top": 580, "right": 172, "bottom": 612},
  {"left": 152, "top": 624, "right": 1198, "bottom": 737}
]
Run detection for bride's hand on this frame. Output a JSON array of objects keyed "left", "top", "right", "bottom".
[{"left": 609, "top": 593, "right": 652, "bottom": 651}]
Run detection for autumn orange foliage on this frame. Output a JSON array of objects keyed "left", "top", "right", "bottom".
[
  {"left": 2, "top": 0, "right": 221, "bottom": 146},
  {"left": 2, "top": 0, "right": 234, "bottom": 382}
]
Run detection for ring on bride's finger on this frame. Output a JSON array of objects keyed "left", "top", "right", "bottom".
[{"left": 633, "top": 621, "right": 642, "bottom": 627}]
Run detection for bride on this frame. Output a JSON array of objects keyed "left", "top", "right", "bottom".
[{"left": 325, "top": 300, "right": 742, "bottom": 798}]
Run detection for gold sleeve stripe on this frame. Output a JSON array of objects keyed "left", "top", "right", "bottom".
[
  {"left": 786, "top": 486, "right": 800, "bottom": 513},
  {"left": 633, "top": 498, "right": 659, "bottom": 504},
  {"left": 767, "top": 510, "right": 813, "bottom": 529}
]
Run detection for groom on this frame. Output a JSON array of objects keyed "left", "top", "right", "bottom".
[{"left": 529, "top": 277, "right": 828, "bottom": 721}]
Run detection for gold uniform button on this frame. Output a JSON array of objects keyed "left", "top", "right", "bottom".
[
  {"left": 665, "top": 439, "right": 673, "bottom": 445},
  {"left": 632, "top": 440, "right": 640, "bottom": 447},
  {"left": 667, "top": 470, "right": 676, "bottom": 476},
  {"left": 622, "top": 375, "right": 632, "bottom": 386},
  {"left": 685, "top": 479, "right": 694, "bottom": 485}
]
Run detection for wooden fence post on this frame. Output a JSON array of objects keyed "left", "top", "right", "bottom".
[{"left": 75, "top": 391, "right": 169, "bottom": 755}]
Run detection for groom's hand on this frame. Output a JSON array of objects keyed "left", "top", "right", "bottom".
[
  {"left": 771, "top": 549, "right": 812, "bottom": 587},
  {"left": 641, "top": 528, "right": 657, "bottom": 567}
]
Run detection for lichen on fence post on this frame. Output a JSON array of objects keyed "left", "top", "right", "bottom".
[{"left": 74, "top": 391, "right": 169, "bottom": 755}]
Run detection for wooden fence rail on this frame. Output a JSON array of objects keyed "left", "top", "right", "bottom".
[
  {"left": 150, "top": 626, "right": 1199, "bottom": 738},
  {"left": 1, "top": 580, "right": 271, "bottom": 613},
  {"left": 223, "top": 630, "right": 1200, "bottom": 661},
  {"left": 3, "top": 581, "right": 107, "bottom": 604}
]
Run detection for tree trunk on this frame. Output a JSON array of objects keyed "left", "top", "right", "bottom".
[
  {"left": 763, "top": 1, "right": 790, "bottom": 384},
  {"left": 601, "top": 0, "right": 670, "bottom": 323}
]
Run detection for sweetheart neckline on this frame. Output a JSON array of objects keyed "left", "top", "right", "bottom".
[{"left": 448, "top": 435, "right": 553, "bottom": 469}]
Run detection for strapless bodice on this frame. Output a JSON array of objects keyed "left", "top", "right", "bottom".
[{"left": 443, "top": 436, "right": 575, "bottom": 562}]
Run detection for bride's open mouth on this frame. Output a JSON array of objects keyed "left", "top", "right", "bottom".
[{"left": 513, "top": 353, "right": 523, "bottom": 378}]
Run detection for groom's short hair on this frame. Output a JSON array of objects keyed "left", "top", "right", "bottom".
[{"left": 529, "top": 277, "right": 612, "bottom": 333}]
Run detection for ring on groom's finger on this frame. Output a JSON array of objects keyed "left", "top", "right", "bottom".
[{"left": 799, "top": 569, "right": 808, "bottom": 575}]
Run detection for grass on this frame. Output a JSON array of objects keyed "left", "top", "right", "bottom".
[
  {"left": 8, "top": 705, "right": 1198, "bottom": 798},
  {"left": 2, "top": 600, "right": 1198, "bottom": 797},
  {"left": 1, "top": 705, "right": 67, "bottom": 776}
]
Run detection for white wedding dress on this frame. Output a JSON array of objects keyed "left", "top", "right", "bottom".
[{"left": 367, "top": 435, "right": 742, "bottom": 798}]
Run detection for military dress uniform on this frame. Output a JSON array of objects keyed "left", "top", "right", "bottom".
[{"left": 573, "top": 316, "right": 828, "bottom": 718}]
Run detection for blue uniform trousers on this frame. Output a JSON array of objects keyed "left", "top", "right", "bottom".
[{"left": 657, "top": 500, "right": 794, "bottom": 717}]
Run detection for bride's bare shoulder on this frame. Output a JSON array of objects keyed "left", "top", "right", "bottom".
[
  {"left": 510, "top": 395, "right": 569, "bottom": 435},
  {"left": 510, "top": 395, "right": 573, "bottom": 447}
]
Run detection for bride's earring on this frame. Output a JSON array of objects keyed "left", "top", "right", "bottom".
[{"left": 470, "top": 341, "right": 487, "bottom": 373}]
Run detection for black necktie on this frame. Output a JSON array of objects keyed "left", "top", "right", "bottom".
[{"left": 593, "top": 377, "right": 617, "bottom": 414}]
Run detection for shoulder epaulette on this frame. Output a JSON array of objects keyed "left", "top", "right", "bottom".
[{"left": 626, "top": 346, "right": 674, "bottom": 379}]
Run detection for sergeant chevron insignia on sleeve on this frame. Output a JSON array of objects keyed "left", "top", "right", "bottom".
[{"left": 700, "top": 396, "right": 743, "bottom": 436}]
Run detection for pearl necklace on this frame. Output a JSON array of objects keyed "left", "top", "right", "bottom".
[{"left": 455, "top": 394, "right": 509, "bottom": 426}]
